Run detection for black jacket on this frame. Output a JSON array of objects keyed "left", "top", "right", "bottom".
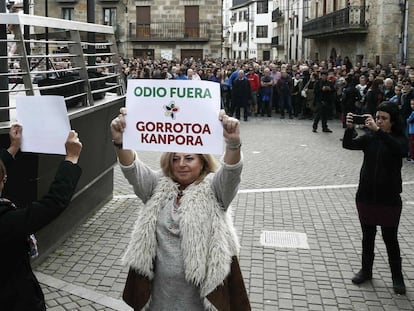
[
  {"left": 341, "top": 84, "right": 361, "bottom": 113},
  {"left": 365, "top": 88, "right": 383, "bottom": 116},
  {"left": 401, "top": 88, "right": 414, "bottom": 122},
  {"left": 314, "top": 78, "right": 335, "bottom": 104},
  {"left": 342, "top": 128, "right": 407, "bottom": 205},
  {"left": 232, "top": 77, "right": 251, "bottom": 100},
  {"left": 0, "top": 157, "right": 81, "bottom": 311}
]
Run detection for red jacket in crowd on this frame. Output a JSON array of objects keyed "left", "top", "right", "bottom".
[{"left": 247, "top": 73, "right": 260, "bottom": 92}]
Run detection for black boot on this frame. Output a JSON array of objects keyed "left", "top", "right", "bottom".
[
  {"left": 352, "top": 269, "right": 372, "bottom": 284},
  {"left": 390, "top": 259, "right": 406, "bottom": 295},
  {"left": 352, "top": 253, "right": 374, "bottom": 284}
]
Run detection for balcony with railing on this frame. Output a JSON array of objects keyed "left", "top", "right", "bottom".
[
  {"left": 272, "top": 8, "right": 284, "bottom": 22},
  {"left": 128, "top": 22, "right": 210, "bottom": 42},
  {"left": 303, "top": 6, "right": 368, "bottom": 39},
  {"left": 271, "top": 36, "right": 284, "bottom": 48}
]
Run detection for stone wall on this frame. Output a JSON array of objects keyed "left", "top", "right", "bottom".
[
  {"left": 34, "top": 0, "right": 222, "bottom": 60},
  {"left": 308, "top": 0, "right": 414, "bottom": 66}
]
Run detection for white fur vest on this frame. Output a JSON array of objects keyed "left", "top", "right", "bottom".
[{"left": 122, "top": 176, "right": 240, "bottom": 297}]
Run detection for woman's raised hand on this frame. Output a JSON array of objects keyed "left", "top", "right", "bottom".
[
  {"left": 219, "top": 110, "right": 240, "bottom": 144},
  {"left": 111, "top": 107, "right": 127, "bottom": 144}
]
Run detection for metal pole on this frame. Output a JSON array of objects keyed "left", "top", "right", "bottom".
[
  {"left": 87, "top": 0, "right": 96, "bottom": 67},
  {"left": 247, "top": 8, "right": 249, "bottom": 60},
  {"left": 221, "top": 0, "right": 223, "bottom": 60},
  {"left": 45, "top": 0, "right": 49, "bottom": 72},
  {"left": 24, "top": 0, "right": 30, "bottom": 55},
  {"left": 402, "top": 0, "right": 408, "bottom": 64},
  {"left": 0, "top": 0, "right": 10, "bottom": 121}
]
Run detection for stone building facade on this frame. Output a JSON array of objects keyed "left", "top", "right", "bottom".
[
  {"left": 34, "top": 0, "right": 222, "bottom": 61},
  {"left": 303, "top": 0, "right": 413, "bottom": 66}
]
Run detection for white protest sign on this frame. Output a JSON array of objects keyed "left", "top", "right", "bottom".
[
  {"left": 16, "top": 96, "right": 71, "bottom": 155},
  {"left": 123, "top": 79, "right": 223, "bottom": 154}
]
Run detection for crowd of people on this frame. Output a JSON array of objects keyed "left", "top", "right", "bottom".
[{"left": 121, "top": 56, "right": 414, "bottom": 157}]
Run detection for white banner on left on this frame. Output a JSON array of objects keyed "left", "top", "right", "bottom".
[{"left": 16, "top": 96, "right": 71, "bottom": 155}]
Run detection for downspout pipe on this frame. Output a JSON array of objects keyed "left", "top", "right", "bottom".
[{"left": 402, "top": 0, "right": 408, "bottom": 64}]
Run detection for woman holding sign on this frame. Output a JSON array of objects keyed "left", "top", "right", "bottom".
[{"left": 111, "top": 108, "right": 250, "bottom": 311}]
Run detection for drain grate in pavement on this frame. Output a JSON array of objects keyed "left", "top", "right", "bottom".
[{"left": 260, "top": 231, "right": 309, "bottom": 249}]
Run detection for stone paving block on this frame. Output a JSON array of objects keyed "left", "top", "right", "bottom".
[
  {"left": 321, "top": 298, "right": 339, "bottom": 306},
  {"left": 62, "top": 302, "right": 80, "bottom": 310},
  {"left": 307, "top": 293, "right": 322, "bottom": 305},
  {"left": 56, "top": 296, "right": 72, "bottom": 305},
  {"left": 249, "top": 292, "right": 263, "bottom": 304},
  {"left": 47, "top": 306, "right": 66, "bottom": 311},
  {"left": 278, "top": 298, "right": 293, "bottom": 309},
  {"left": 249, "top": 286, "right": 263, "bottom": 294},
  {"left": 308, "top": 304, "right": 324, "bottom": 311},
  {"left": 292, "top": 297, "right": 307, "bottom": 307}
]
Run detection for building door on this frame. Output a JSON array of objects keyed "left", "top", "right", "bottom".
[
  {"left": 181, "top": 49, "right": 203, "bottom": 61},
  {"left": 185, "top": 6, "right": 199, "bottom": 38},
  {"left": 263, "top": 51, "right": 270, "bottom": 61},
  {"left": 136, "top": 6, "right": 150, "bottom": 38}
]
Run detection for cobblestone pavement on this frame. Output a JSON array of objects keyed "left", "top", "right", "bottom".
[{"left": 35, "top": 116, "right": 414, "bottom": 310}]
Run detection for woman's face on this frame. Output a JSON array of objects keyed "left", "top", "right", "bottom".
[
  {"left": 172, "top": 153, "right": 203, "bottom": 187},
  {"left": 376, "top": 111, "right": 392, "bottom": 133}
]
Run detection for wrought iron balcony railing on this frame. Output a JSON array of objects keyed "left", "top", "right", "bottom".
[
  {"left": 271, "top": 36, "right": 284, "bottom": 48},
  {"left": 128, "top": 22, "right": 210, "bottom": 41},
  {"left": 303, "top": 6, "right": 368, "bottom": 39},
  {"left": 272, "top": 8, "right": 284, "bottom": 22}
]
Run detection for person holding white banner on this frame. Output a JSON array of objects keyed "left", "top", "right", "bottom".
[
  {"left": 111, "top": 108, "right": 250, "bottom": 311},
  {"left": 0, "top": 127, "right": 82, "bottom": 311}
]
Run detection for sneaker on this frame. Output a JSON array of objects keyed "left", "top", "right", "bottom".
[
  {"left": 312, "top": 128, "right": 317, "bottom": 133},
  {"left": 322, "top": 128, "right": 333, "bottom": 133},
  {"left": 406, "top": 158, "right": 414, "bottom": 162}
]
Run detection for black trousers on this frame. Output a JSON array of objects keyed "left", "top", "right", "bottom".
[
  {"left": 361, "top": 224, "right": 401, "bottom": 263},
  {"left": 313, "top": 101, "right": 331, "bottom": 130},
  {"left": 233, "top": 97, "right": 249, "bottom": 120}
]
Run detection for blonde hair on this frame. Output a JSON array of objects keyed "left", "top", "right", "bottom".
[{"left": 160, "top": 153, "right": 218, "bottom": 184}]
